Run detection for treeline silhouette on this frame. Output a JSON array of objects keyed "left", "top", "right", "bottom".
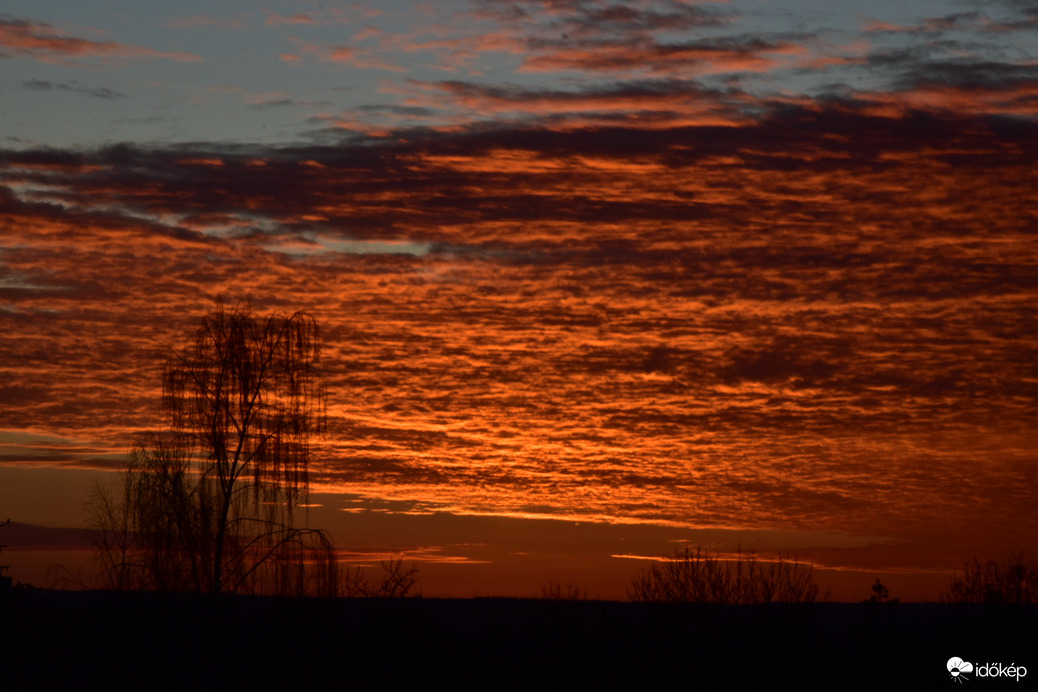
[
  {"left": 943, "top": 554, "right": 1038, "bottom": 605},
  {"left": 628, "top": 545, "right": 827, "bottom": 604}
]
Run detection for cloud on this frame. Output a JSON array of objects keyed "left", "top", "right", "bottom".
[
  {"left": 864, "top": 2, "right": 1038, "bottom": 35},
  {"left": 863, "top": 12, "right": 986, "bottom": 35},
  {"left": 164, "top": 14, "right": 249, "bottom": 31},
  {"left": 461, "top": 0, "right": 806, "bottom": 79},
  {"left": 852, "top": 52, "right": 1038, "bottom": 116},
  {"left": 406, "top": 78, "right": 751, "bottom": 127},
  {"left": 890, "top": 58, "right": 1038, "bottom": 91},
  {"left": 2, "top": 99, "right": 1034, "bottom": 244},
  {"left": 205, "top": 85, "right": 331, "bottom": 110},
  {"left": 475, "top": 0, "right": 732, "bottom": 34},
  {"left": 540, "top": 1, "right": 731, "bottom": 38},
  {"left": 1, "top": 56, "right": 1036, "bottom": 562},
  {"left": 263, "top": 11, "right": 319, "bottom": 27},
  {"left": 518, "top": 30, "right": 800, "bottom": 77},
  {"left": 455, "top": 1, "right": 810, "bottom": 80},
  {"left": 21, "top": 79, "right": 125, "bottom": 100},
  {"left": 286, "top": 38, "right": 409, "bottom": 72},
  {"left": 0, "top": 14, "right": 201, "bottom": 64}
]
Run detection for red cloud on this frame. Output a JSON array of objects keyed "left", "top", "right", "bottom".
[
  {"left": 518, "top": 38, "right": 803, "bottom": 76},
  {"left": 285, "top": 38, "right": 408, "bottom": 72},
  {"left": 0, "top": 15, "right": 200, "bottom": 64}
]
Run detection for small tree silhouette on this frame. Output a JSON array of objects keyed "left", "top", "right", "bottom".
[
  {"left": 342, "top": 559, "right": 421, "bottom": 598},
  {"left": 865, "top": 578, "right": 898, "bottom": 608},
  {"left": 628, "top": 545, "right": 827, "bottom": 604},
  {"left": 91, "top": 302, "right": 337, "bottom": 596},
  {"left": 1, "top": 518, "right": 11, "bottom": 586}
]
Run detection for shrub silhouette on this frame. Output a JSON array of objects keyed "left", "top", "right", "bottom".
[
  {"left": 90, "top": 302, "right": 337, "bottom": 596},
  {"left": 942, "top": 554, "right": 1038, "bottom": 605},
  {"left": 628, "top": 545, "right": 827, "bottom": 604}
]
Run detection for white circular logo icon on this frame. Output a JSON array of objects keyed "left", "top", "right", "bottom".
[{"left": 948, "top": 657, "right": 974, "bottom": 683}]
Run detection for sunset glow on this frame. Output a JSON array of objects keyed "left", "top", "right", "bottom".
[{"left": 1, "top": 0, "right": 1036, "bottom": 601}]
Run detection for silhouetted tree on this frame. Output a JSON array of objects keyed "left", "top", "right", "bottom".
[
  {"left": 628, "top": 545, "right": 827, "bottom": 604},
  {"left": 91, "top": 302, "right": 337, "bottom": 596},
  {"left": 865, "top": 578, "right": 898, "bottom": 606},
  {"left": 942, "top": 554, "right": 1038, "bottom": 605}
]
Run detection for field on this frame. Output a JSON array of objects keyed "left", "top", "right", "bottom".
[{"left": 2, "top": 590, "right": 1035, "bottom": 690}]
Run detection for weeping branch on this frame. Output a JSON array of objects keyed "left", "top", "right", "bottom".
[{"left": 90, "top": 301, "right": 337, "bottom": 596}]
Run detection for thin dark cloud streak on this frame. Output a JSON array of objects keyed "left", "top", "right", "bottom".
[
  {"left": 21, "top": 79, "right": 125, "bottom": 100},
  {"left": 519, "top": 33, "right": 803, "bottom": 75},
  {"left": 429, "top": 77, "right": 732, "bottom": 106},
  {"left": 473, "top": 0, "right": 734, "bottom": 32}
]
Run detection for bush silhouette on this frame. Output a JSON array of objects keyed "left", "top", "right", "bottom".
[{"left": 628, "top": 545, "right": 827, "bottom": 604}]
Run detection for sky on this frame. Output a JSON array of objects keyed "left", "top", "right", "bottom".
[{"left": 1, "top": 0, "right": 1036, "bottom": 600}]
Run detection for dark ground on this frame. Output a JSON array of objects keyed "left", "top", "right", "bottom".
[{"left": 1, "top": 590, "right": 1035, "bottom": 691}]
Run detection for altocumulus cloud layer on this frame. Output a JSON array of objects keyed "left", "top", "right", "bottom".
[{"left": 1, "top": 0, "right": 1036, "bottom": 578}]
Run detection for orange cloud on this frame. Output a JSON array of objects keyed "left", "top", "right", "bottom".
[{"left": 518, "top": 38, "right": 799, "bottom": 76}]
